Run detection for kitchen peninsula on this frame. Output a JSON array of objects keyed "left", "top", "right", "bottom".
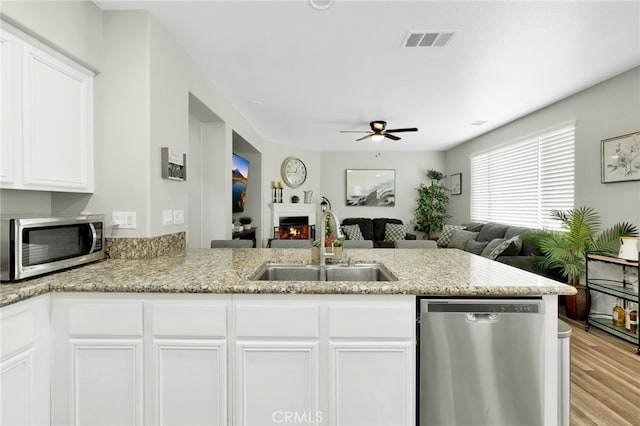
[{"left": 1, "top": 248, "right": 575, "bottom": 426}]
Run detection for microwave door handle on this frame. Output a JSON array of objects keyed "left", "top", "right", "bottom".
[{"left": 88, "top": 223, "right": 97, "bottom": 253}]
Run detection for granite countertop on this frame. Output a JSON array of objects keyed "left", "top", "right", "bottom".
[{"left": 0, "top": 248, "right": 576, "bottom": 307}]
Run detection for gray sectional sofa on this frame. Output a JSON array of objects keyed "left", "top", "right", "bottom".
[{"left": 437, "top": 222, "right": 563, "bottom": 282}]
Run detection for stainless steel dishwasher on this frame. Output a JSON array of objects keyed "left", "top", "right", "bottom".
[{"left": 419, "top": 298, "right": 545, "bottom": 426}]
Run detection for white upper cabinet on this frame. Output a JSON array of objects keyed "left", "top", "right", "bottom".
[
  {"left": 0, "top": 28, "right": 20, "bottom": 186},
  {"left": 0, "top": 22, "right": 94, "bottom": 193}
]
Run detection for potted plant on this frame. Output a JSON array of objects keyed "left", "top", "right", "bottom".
[
  {"left": 239, "top": 216, "right": 252, "bottom": 230},
  {"left": 528, "top": 206, "right": 637, "bottom": 320},
  {"left": 413, "top": 169, "right": 449, "bottom": 240}
]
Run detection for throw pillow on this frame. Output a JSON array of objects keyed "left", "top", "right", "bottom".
[
  {"left": 464, "top": 239, "right": 489, "bottom": 255},
  {"left": 486, "top": 235, "right": 522, "bottom": 260},
  {"left": 448, "top": 230, "right": 479, "bottom": 250},
  {"left": 436, "top": 225, "right": 465, "bottom": 248},
  {"left": 342, "top": 224, "right": 364, "bottom": 241},
  {"left": 384, "top": 223, "right": 407, "bottom": 241},
  {"left": 480, "top": 238, "right": 506, "bottom": 258}
]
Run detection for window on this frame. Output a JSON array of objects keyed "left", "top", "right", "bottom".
[{"left": 470, "top": 124, "right": 575, "bottom": 230}]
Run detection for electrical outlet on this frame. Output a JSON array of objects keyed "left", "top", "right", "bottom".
[
  {"left": 112, "top": 211, "right": 136, "bottom": 229},
  {"left": 173, "top": 209, "right": 185, "bottom": 224},
  {"left": 162, "top": 210, "right": 173, "bottom": 226}
]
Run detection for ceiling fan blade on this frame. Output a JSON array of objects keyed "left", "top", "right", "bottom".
[
  {"left": 384, "top": 133, "right": 401, "bottom": 141},
  {"left": 385, "top": 127, "right": 418, "bottom": 133},
  {"left": 355, "top": 134, "right": 374, "bottom": 141},
  {"left": 340, "top": 130, "right": 371, "bottom": 133}
]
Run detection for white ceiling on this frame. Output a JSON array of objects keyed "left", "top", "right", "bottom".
[{"left": 95, "top": 0, "right": 640, "bottom": 152}]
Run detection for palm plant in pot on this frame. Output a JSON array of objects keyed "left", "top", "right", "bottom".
[{"left": 528, "top": 207, "right": 637, "bottom": 320}]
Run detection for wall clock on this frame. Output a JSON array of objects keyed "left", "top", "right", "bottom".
[{"left": 281, "top": 156, "right": 307, "bottom": 188}]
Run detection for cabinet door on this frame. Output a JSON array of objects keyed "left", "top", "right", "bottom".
[
  {"left": 329, "top": 343, "right": 413, "bottom": 426},
  {"left": 0, "top": 28, "right": 21, "bottom": 187},
  {"left": 233, "top": 300, "right": 321, "bottom": 425},
  {"left": 21, "top": 42, "right": 93, "bottom": 192},
  {"left": 327, "top": 297, "right": 415, "bottom": 426},
  {"left": 148, "top": 301, "right": 229, "bottom": 426},
  {"left": 52, "top": 298, "right": 144, "bottom": 426},
  {"left": 70, "top": 339, "right": 144, "bottom": 426},
  {"left": 0, "top": 294, "right": 50, "bottom": 426},
  {"left": 235, "top": 342, "right": 320, "bottom": 426}
]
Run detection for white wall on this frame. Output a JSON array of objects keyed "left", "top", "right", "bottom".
[
  {"left": 86, "top": 10, "right": 270, "bottom": 239},
  {"left": 319, "top": 151, "right": 446, "bottom": 234},
  {"left": 445, "top": 67, "right": 640, "bottom": 229},
  {"left": 0, "top": 0, "right": 102, "bottom": 71},
  {"left": 89, "top": 11, "right": 151, "bottom": 237}
]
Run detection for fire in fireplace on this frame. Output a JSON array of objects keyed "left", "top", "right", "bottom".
[{"left": 278, "top": 216, "right": 310, "bottom": 240}]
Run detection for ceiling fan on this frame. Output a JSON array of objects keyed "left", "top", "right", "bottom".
[{"left": 340, "top": 120, "right": 418, "bottom": 142}]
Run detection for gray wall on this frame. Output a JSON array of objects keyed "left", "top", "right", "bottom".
[
  {"left": 446, "top": 66, "right": 640, "bottom": 229},
  {"left": 319, "top": 151, "right": 446, "bottom": 234}
]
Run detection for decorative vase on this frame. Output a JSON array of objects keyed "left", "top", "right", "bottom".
[{"left": 304, "top": 190, "right": 313, "bottom": 204}]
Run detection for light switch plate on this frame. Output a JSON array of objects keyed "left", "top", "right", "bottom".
[
  {"left": 112, "top": 211, "right": 136, "bottom": 229},
  {"left": 162, "top": 210, "right": 173, "bottom": 226},
  {"left": 173, "top": 209, "right": 185, "bottom": 224}
]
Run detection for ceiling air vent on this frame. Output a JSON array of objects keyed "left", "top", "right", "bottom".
[{"left": 403, "top": 31, "right": 455, "bottom": 48}]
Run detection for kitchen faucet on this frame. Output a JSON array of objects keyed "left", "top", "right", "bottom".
[{"left": 319, "top": 209, "right": 344, "bottom": 266}]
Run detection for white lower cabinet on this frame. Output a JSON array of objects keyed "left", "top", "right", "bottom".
[
  {"left": 0, "top": 294, "right": 50, "bottom": 426},
  {"left": 52, "top": 294, "right": 230, "bottom": 426},
  {"left": 147, "top": 301, "right": 229, "bottom": 426},
  {"left": 233, "top": 299, "right": 321, "bottom": 425},
  {"left": 233, "top": 295, "right": 415, "bottom": 426},
  {"left": 327, "top": 301, "right": 415, "bottom": 426},
  {"left": 52, "top": 296, "right": 145, "bottom": 426},
  {"left": 50, "top": 293, "right": 415, "bottom": 426}
]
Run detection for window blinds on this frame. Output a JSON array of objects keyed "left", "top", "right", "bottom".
[{"left": 470, "top": 125, "right": 575, "bottom": 230}]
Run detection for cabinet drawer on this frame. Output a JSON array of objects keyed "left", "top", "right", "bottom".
[
  {"left": 329, "top": 305, "right": 413, "bottom": 339},
  {"left": 151, "top": 303, "right": 227, "bottom": 337},
  {"left": 0, "top": 308, "right": 35, "bottom": 358},
  {"left": 68, "top": 302, "right": 143, "bottom": 336},
  {"left": 235, "top": 304, "right": 319, "bottom": 338}
]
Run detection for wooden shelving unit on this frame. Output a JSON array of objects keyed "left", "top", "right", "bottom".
[{"left": 585, "top": 252, "right": 639, "bottom": 354}]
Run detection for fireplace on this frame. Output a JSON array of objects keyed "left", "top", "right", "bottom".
[
  {"left": 271, "top": 202, "right": 317, "bottom": 240},
  {"left": 278, "top": 216, "right": 310, "bottom": 240}
]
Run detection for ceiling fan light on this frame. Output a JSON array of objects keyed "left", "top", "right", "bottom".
[{"left": 370, "top": 134, "right": 385, "bottom": 142}]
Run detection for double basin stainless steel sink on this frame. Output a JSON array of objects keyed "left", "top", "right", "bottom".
[{"left": 252, "top": 263, "right": 396, "bottom": 282}]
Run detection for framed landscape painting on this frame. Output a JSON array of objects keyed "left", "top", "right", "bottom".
[
  {"left": 601, "top": 131, "right": 640, "bottom": 183},
  {"left": 345, "top": 169, "right": 395, "bottom": 206}
]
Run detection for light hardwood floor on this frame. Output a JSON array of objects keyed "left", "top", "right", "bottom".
[{"left": 560, "top": 316, "right": 640, "bottom": 426}]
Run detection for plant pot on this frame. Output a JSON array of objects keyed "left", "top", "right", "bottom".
[
  {"left": 243, "top": 224, "right": 252, "bottom": 230},
  {"left": 564, "top": 284, "right": 589, "bottom": 321}
]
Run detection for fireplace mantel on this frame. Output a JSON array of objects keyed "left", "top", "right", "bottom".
[{"left": 271, "top": 203, "right": 317, "bottom": 228}]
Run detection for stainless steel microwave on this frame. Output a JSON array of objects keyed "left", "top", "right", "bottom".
[{"left": 1, "top": 215, "right": 105, "bottom": 282}]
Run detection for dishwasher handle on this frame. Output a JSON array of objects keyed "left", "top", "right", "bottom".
[
  {"left": 466, "top": 312, "right": 500, "bottom": 323},
  {"left": 421, "top": 299, "right": 543, "bottom": 314}
]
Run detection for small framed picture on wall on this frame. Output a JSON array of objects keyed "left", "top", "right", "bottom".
[
  {"left": 601, "top": 131, "right": 640, "bottom": 183},
  {"left": 450, "top": 173, "right": 462, "bottom": 195}
]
